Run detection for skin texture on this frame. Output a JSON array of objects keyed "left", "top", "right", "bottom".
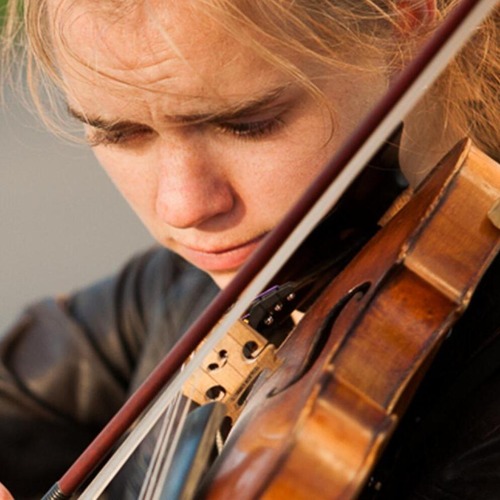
[
  {"left": 52, "top": 0, "right": 392, "bottom": 288},
  {"left": 48, "top": 0, "right": 452, "bottom": 290}
]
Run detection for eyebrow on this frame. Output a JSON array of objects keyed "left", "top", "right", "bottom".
[{"left": 67, "top": 85, "right": 290, "bottom": 131}]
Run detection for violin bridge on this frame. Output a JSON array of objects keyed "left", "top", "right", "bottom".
[{"left": 182, "top": 319, "right": 280, "bottom": 420}]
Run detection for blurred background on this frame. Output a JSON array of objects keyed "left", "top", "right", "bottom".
[
  {"left": 0, "top": 89, "right": 154, "bottom": 333},
  {"left": 0, "top": 2, "right": 152, "bottom": 333}
]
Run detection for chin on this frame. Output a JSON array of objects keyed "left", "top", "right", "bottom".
[{"left": 209, "top": 270, "right": 237, "bottom": 289}]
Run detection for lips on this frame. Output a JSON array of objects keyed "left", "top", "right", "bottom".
[{"left": 177, "top": 234, "right": 267, "bottom": 272}]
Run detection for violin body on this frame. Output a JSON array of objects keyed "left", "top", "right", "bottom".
[{"left": 200, "top": 140, "right": 500, "bottom": 499}]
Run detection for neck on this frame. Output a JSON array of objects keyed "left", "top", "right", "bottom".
[{"left": 400, "top": 95, "right": 462, "bottom": 187}]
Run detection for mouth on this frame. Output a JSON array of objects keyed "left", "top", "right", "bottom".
[{"left": 177, "top": 234, "right": 267, "bottom": 273}]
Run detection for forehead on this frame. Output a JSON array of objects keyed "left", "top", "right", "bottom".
[
  {"left": 48, "top": 0, "right": 283, "bottom": 108},
  {"left": 54, "top": 2, "right": 206, "bottom": 69}
]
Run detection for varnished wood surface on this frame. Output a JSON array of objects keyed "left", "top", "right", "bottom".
[{"left": 200, "top": 140, "right": 500, "bottom": 499}]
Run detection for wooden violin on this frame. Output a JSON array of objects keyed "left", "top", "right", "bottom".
[{"left": 199, "top": 139, "right": 500, "bottom": 499}]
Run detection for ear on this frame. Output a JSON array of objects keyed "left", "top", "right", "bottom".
[{"left": 394, "top": 0, "right": 437, "bottom": 34}]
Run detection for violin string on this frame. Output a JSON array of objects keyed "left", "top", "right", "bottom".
[
  {"left": 147, "top": 358, "right": 201, "bottom": 500},
  {"left": 215, "top": 429, "right": 224, "bottom": 454},
  {"left": 149, "top": 396, "right": 194, "bottom": 500},
  {"left": 77, "top": 2, "right": 496, "bottom": 497},
  {"left": 148, "top": 364, "right": 203, "bottom": 500},
  {"left": 137, "top": 391, "right": 183, "bottom": 500},
  {"left": 139, "top": 361, "right": 198, "bottom": 500}
]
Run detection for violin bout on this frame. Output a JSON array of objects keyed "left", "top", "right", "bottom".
[{"left": 199, "top": 139, "right": 500, "bottom": 499}]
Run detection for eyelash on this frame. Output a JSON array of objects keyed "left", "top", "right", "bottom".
[
  {"left": 86, "top": 128, "right": 152, "bottom": 147},
  {"left": 216, "top": 116, "right": 284, "bottom": 139},
  {"left": 87, "top": 116, "right": 284, "bottom": 147}
]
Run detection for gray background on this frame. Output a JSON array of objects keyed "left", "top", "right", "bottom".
[{"left": 1, "top": 90, "right": 153, "bottom": 332}]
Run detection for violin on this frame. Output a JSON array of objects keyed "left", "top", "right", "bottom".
[
  {"left": 41, "top": 1, "right": 499, "bottom": 498},
  {"left": 199, "top": 138, "right": 500, "bottom": 499}
]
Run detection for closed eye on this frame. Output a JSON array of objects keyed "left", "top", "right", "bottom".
[
  {"left": 215, "top": 116, "right": 285, "bottom": 139},
  {"left": 86, "top": 125, "right": 154, "bottom": 147}
]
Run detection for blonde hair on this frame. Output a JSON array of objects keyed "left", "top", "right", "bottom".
[{"left": 1, "top": 0, "right": 499, "bottom": 158}]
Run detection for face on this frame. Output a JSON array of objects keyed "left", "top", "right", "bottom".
[{"left": 52, "top": 1, "right": 388, "bottom": 287}]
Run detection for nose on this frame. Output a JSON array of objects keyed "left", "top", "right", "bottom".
[{"left": 155, "top": 140, "right": 235, "bottom": 229}]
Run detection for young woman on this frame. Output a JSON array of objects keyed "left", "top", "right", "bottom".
[{"left": 1, "top": 1, "right": 499, "bottom": 498}]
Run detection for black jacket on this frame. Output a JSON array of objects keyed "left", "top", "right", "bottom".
[{"left": 0, "top": 249, "right": 218, "bottom": 498}]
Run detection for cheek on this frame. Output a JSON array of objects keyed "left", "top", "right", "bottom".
[
  {"left": 228, "top": 125, "right": 341, "bottom": 226},
  {"left": 233, "top": 140, "right": 332, "bottom": 227}
]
